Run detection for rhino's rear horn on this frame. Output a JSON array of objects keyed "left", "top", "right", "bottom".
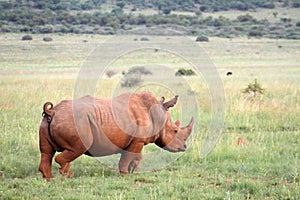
[{"left": 163, "top": 95, "right": 178, "bottom": 110}]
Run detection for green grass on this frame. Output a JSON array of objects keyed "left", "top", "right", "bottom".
[{"left": 0, "top": 34, "right": 299, "bottom": 199}]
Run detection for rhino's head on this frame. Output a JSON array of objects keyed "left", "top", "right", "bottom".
[{"left": 154, "top": 96, "right": 194, "bottom": 152}]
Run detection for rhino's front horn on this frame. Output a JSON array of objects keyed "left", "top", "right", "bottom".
[
  {"left": 181, "top": 117, "right": 194, "bottom": 138},
  {"left": 188, "top": 117, "right": 194, "bottom": 128}
]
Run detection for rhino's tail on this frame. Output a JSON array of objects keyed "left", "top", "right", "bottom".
[{"left": 42, "top": 102, "right": 55, "bottom": 121}]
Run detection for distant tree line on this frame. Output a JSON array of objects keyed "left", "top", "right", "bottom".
[
  {"left": 0, "top": 0, "right": 298, "bottom": 13},
  {"left": 0, "top": 0, "right": 299, "bottom": 39}
]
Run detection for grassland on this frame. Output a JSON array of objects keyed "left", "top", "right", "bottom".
[
  {"left": 130, "top": 6, "right": 300, "bottom": 24},
  {"left": 0, "top": 33, "right": 299, "bottom": 199}
]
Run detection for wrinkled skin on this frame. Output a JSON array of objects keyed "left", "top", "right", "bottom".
[{"left": 39, "top": 91, "right": 194, "bottom": 180}]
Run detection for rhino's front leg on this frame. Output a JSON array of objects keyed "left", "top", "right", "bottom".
[{"left": 119, "top": 141, "right": 144, "bottom": 174}]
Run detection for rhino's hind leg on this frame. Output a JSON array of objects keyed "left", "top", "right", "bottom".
[
  {"left": 39, "top": 152, "right": 55, "bottom": 180},
  {"left": 54, "top": 148, "right": 86, "bottom": 178},
  {"left": 39, "top": 117, "right": 55, "bottom": 180}
]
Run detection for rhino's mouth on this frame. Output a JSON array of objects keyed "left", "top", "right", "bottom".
[
  {"left": 178, "top": 145, "right": 187, "bottom": 152},
  {"left": 163, "top": 145, "right": 187, "bottom": 153}
]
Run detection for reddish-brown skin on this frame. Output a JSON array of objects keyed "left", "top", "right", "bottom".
[{"left": 39, "top": 91, "right": 194, "bottom": 180}]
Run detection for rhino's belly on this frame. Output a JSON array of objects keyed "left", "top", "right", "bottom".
[
  {"left": 85, "top": 141, "right": 122, "bottom": 157},
  {"left": 85, "top": 130, "right": 133, "bottom": 157}
]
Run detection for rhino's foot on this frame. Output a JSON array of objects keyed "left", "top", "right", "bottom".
[
  {"left": 39, "top": 166, "right": 53, "bottom": 180},
  {"left": 119, "top": 152, "right": 142, "bottom": 174},
  {"left": 59, "top": 163, "right": 72, "bottom": 178},
  {"left": 120, "top": 171, "right": 129, "bottom": 176},
  {"left": 55, "top": 148, "right": 87, "bottom": 178},
  {"left": 128, "top": 158, "right": 142, "bottom": 173},
  {"left": 42, "top": 174, "right": 54, "bottom": 181}
]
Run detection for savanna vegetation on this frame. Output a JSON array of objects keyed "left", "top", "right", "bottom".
[
  {"left": 0, "top": 33, "right": 299, "bottom": 199},
  {"left": 1, "top": 0, "right": 300, "bottom": 39}
]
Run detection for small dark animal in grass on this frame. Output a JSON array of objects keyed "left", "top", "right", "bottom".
[
  {"left": 39, "top": 91, "right": 194, "bottom": 180},
  {"left": 226, "top": 72, "right": 233, "bottom": 76}
]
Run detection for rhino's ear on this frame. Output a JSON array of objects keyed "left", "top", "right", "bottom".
[
  {"left": 159, "top": 96, "right": 165, "bottom": 104},
  {"left": 163, "top": 95, "right": 178, "bottom": 110},
  {"left": 175, "top": 120, "right": 180, "bottom": 127}
]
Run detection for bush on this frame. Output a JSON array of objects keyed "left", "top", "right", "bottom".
[
  {"left": 21, "top": 35, "right": 32, "bottom": 41},
  {"left": 248, "top": 27, "right": 264, "bottom": 37},
  {"left": 140, "top": 37, "right": 149, "bottom": 41},
  {"left": 43, "top": 37, "right": 53, "bottom": 42},
  {"left": 292, "top": 2, "right": 300, "bottom": 8},
  {"left": 121, "top": 66, "right": 152, "bottom": 87},
  {"left": 196, "top": 36, "right": 209, "bottom": 42},
  {"left": 105, "top": 70, "right": 116, "bottom": 78},
  {"left": 40, "top": 25, "right": 54, "bottom": 33},
  {"left": 242, "top": 79, "right": 265, "bottom": 97},
  {"left": 280, "top": 18, "right": 292, "bottom": 23},
  {"left": 121, "top": 73, "right": 143, "bottom": 88},
  {"left": 260, "top": 2, "right": 275, "bottom": 9},
  {"left": 237, "top": 14, "right": 255, "bottom": 22},
  {"left": 175, "top": 68, "right": 196, "bottom": 76},
  {"left": 128, "top": 66, "right": 152, "bottom": 75}
]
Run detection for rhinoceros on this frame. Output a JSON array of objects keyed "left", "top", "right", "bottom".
[{"left": 39, "top": 91, "right": 194, "bottom": 180}]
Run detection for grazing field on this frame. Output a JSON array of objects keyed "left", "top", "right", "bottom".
[{"left": 0, "top": 34, "right": 299, "bottom": 199}]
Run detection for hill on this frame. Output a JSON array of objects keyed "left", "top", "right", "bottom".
[{"left": 0, "top": 0, "right": 299, "bottom": 39}]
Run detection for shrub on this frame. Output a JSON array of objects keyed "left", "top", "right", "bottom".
[
  {"left": 140, "top": 37, "right": 149, "bottom": 41},
  {"left": 280, "top": 18, "right": 291, "bottom": 23},
  {"left": 121, "top": 73, "right": 143, "bottom": 88},
  {"left": 162, "top": 8, "right": 171, "bottom": 15},
  {"left": 175, "top": 68, "right": 196, "bottom": 76},
  {"left": 121, "top": 66, "right": 152, "bottom": 87},
  {"left": 43, "top": 37, "right": 53, "bottom": 42},
  {"left": 116, "top": 1, "right": 125, "bottom": 9},
  {"left": 260, "top": 2, "right": 275, "bottom": 9},
  {"left": 196, "top": 36, "right": 209, "bottom": 42},
  {"left": 237, "top": 14, "right": 255, "bottom": 22},
  {"left": 40, "top": 25, "right": 54, "bottom": 33},
  {"left": 105, "top": 70, "right": 116, "bottom": 78},
  {"left": 195, "top": 11, "right": 202, "bottom": 16},
  {"left": 248, "top": 28, "right": 264, "bottom": 37},
  {"left": 21, "top": 35, "right": 32, "bottom": 41},
  {"left": 128, "top": 66, "right": 152, "bottom": 75},
  {"left": 242, "top": 79, "right": 265, "bottom": 97},
  {"left": 292, "top": 2, "right": 300, "bottom": 8}
]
